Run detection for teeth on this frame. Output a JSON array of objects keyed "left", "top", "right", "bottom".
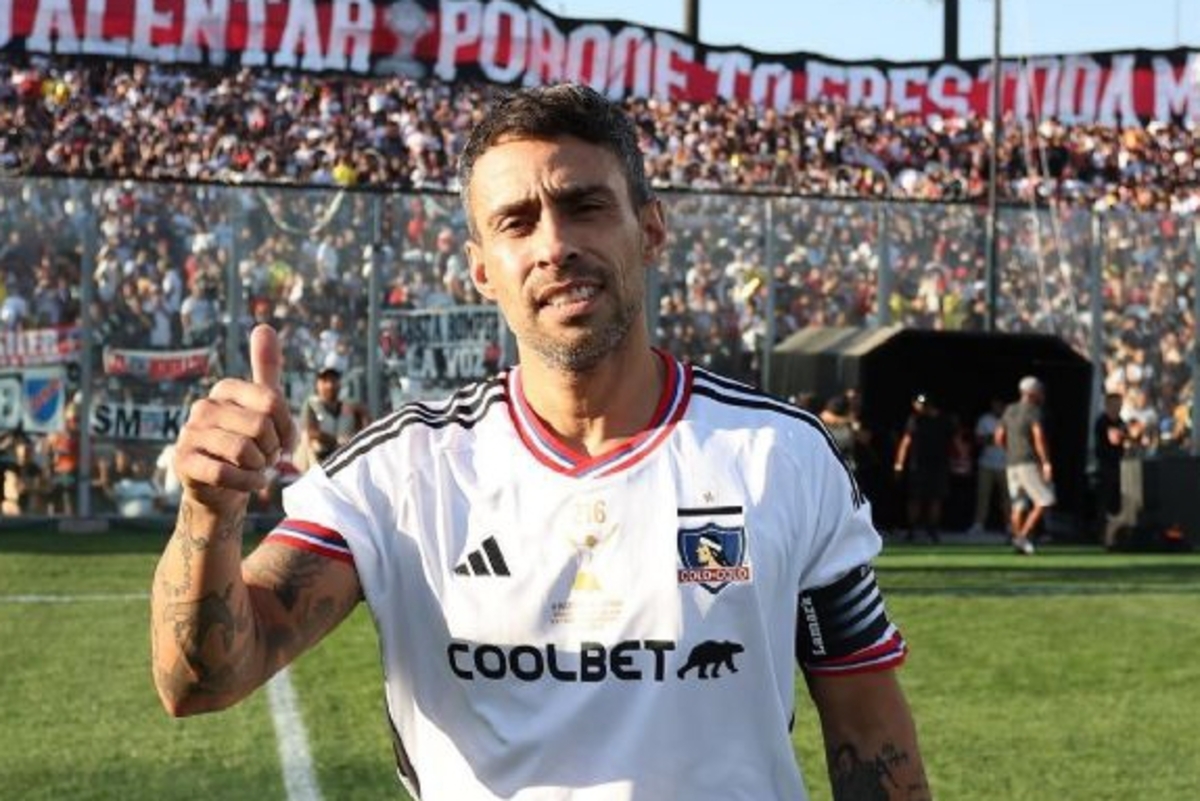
[{"left": 546, "top": 285, "right": 597, "bottom": 307}]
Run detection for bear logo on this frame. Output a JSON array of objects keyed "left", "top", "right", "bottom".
[{"left": 676, "top": 640, "right": 745, "bottom": 679}]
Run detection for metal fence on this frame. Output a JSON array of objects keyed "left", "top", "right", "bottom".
[{"left": 0, "top": 178, "right": 1195, "bottom": 518}]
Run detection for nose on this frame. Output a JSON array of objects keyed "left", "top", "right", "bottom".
[{"left": 530, "top": 208, "right": 580, "bottom": 270}]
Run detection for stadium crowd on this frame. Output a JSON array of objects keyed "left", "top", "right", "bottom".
[
  {"left": 0, "top": 55, "right": 1194, "bottom": 517},
  {"left": 4, "top": 58, "right": 1200, "bottom": 210}
]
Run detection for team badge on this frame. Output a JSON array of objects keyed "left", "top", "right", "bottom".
[
  {"left": 677, "top": 523, "right": 752, "bottom": 595},
  {"left": 24, "top": 372, "right": 65, "bottom": 430}
]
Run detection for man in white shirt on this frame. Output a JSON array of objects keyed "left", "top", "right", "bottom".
[{"left": 152, "top": 84, "right": 929, "bottom": 801}]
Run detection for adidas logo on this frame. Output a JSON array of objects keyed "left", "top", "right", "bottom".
[{"left": 454, "top": 536, "right": 511, "bottom": 577}]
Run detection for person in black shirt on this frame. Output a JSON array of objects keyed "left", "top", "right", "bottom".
[
  {"left": 1094, "top": 392, "right": 1128, "bottom": 550},
  {"left": 894, "top": 393, "right": 953, "bottom": 543}
]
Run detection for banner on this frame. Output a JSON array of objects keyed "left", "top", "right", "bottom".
[
  {"left": 0, "top": 374, "right": 20, "bottom": 429},
  {"left": 90, "top": 401, "right": 189, "bottom": 441},
  {"left": 1, "top": 0, "right": 1199, "bottom": 123},
  {"left": 0, "top": 327, "right": 80, "bottom": 368},
  {"left": 102, "top": 345, "right": 214, "bottom": 380},
  {"left": 382, "top": 304, "right": 501, "bottom": 387},
  {"left": 0, "top": 367, "right": 67, "bottom": 433}
]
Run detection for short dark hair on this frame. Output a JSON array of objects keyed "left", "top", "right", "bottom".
[{"left": 458, "top": 83, "right": 652, "bottom": 239}]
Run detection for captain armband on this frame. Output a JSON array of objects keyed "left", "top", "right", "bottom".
[{"left": 795, "top": 564, "right": 907, "bottom": 675}]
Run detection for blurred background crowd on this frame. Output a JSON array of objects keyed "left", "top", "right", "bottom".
[{"left": 0, "top": 55, "right": 1194, "bottom": 519}]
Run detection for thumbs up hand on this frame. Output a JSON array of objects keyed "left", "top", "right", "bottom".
[{"left": 174, "top": 325, "right": 299, "bottom": 514}]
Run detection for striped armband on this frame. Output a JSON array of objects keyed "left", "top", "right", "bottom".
[
  {"left": 796, "top": 564, "right": 907, "bottom": 675},
  {"left": 264, "top": 519, "right": 354, "bottom": 565}
]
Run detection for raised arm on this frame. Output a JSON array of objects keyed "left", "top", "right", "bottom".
[
  {"left": 807, "top": 670, "right": 931, "bottom": 800},
  {"left": 150, "top": 325, "right": 361, "bottom": 717}
]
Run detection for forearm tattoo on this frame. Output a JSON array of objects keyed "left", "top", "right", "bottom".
[
  {"left": 158, "top": 503, "right": 247, "bottom": 599},
  {"left": 244, "top": 548, "right": 355, "bottom": 666},
  {"left": 153, "top": 504, "right": 252, "bottom": 704},
  {"left": 829, "top": 742, "right": 931, "bottom": 801},
  {"left": 154, "top": 582, "right": 255, "bottom": 702},
  {"left": 153, "top": 505, "right": 356, "bottom": 707}
]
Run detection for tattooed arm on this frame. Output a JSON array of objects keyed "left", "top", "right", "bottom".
[
  {"left": 151, "top": 499, "right": 360, "bottom": 716},
  {"left": 150, "top": 325, "right": 361, "bottom": 716},
  {"left": 807, "top": 669, "right": 932, "bottom": 801}
]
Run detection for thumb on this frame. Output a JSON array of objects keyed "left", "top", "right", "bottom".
[{"left": 250, "top": 324, "right": 282, "bottom": 388}]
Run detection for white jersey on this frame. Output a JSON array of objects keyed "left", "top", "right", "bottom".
[{"left": 274, "top": 353, "right": 905, "bottom": 801}]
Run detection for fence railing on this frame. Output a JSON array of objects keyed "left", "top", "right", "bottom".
[{"left": 0, "top": 179, "right": 1195, "bottom": 519}]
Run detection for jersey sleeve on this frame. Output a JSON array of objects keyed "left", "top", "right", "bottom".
[
  {"left": 270, "top": 465, "right": 375, "bottom": 572},
  {"left": 793, "top": 424, "right": 906, "bottom": 675},
  {"left": 796, "top": 426, "right": 882, "bottom": 592}
]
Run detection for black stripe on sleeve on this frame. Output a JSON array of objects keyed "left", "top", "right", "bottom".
[{"left": 795, "top": 565, "right": 891, "bottom": 664}]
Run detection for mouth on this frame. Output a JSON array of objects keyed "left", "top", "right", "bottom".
[{"left": 536, "top": 281, "right": 602, "bottom": 315}]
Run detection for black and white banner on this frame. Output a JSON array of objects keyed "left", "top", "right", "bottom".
[
  {"left": 1, "top": 0, "right": 1199, "bottom": 123},
  {"left": 90, "top": 401, "right": 190, "bottom": 441},
  {"left": 382, "top": 304, "right": 501, "bottom": 386}
]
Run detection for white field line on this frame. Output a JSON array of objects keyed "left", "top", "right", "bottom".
[
  {"left": 0, "top": 592, "right": 149, "bottom": 603},
  {"left": 267, "top": 667, "right": 325, "bottom": 801},
  {"left": 0, "top": 591, "right": 324, "bottom": 801}
]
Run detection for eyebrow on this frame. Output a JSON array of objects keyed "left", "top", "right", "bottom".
[{"left": 485, "top": 183, "right": 620, "bottom": 230}]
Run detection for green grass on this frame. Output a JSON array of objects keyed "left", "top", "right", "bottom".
[{"left": 1, "top": 531, "right": 1197, "bottom": 800}]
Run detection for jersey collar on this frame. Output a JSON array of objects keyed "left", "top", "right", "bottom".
[{"left": 507, "top": 350, "right": 691, "bottom": 478}]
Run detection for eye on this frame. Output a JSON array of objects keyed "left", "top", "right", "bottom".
[
  {"left": 572, "top": 197, "right": 609, "bottom": 214},
  {"left": 496, "top": 217, "right": 532, "bottom": 235}
]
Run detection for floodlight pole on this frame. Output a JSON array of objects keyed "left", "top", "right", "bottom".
[
  {"left": 944, "top": 0, "right": 959, "bottom": 62},
  {"left": 984, "top": 0, "right": 1002, "bottom": 332},
  {"left": 683, "top": 0, "right": 700, "bottom": 39}
]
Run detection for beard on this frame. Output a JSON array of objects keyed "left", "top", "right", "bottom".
[{"left": 522, "top": 295, "right": 640, "bottom": 374}]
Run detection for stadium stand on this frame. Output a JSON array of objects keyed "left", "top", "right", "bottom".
[{"left": 0, "top": 55, "right": 1194, "bottom": 519}]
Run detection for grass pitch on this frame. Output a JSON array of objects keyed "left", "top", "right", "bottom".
[{"left": 1, "top": 529, "right": 1196, "bottom": 801}]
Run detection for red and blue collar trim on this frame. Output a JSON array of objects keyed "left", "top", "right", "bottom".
[{"left": 507, "top": 350, "right": 691, "bottom": 478}]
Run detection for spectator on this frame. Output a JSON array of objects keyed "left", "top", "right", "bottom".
[
  {"left": 180, "top": 276, "right": 219, "bottom": 346},
  {"left": 299, "top": 361, "right": 369, "bottom": 466},
  {"left": 819, "top": 393, "right": 860, "bottom": 475},
  {"left": 109, "top": 451, "right": 160, "bottom": 517},
  {"left": 2, "top": 434, "right": 46, "bottom": 515},
  {"left": 1094, "top": 392, "right": 1128, "bottom": 550},
  {"left": 42, "top": 407, "right": 81, "bottom": 516}
]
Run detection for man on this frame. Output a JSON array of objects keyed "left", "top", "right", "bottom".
[
  {"left": 968, "top": 398, "right": 1009, "bottom": 537},
  {"left": 1094, "top": 392, "right": 1128, "bottom": 550},
  {"left": 300, "top": 362, "right": 369, "bottom": 465},
  {"left": 152, "top": 85, "right": 929, "bottom": 800},
  {"left": 996, "top": 376, "right": 1055, "bottom": 555},
  {"left": 893, "top": 394, "right": 952, "bottom": 543}
]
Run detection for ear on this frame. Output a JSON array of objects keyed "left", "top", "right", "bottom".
[
  {"left": 466, "top": 240, "right": 498, "bottom": 302},
  {"left": 639, "top": 198, "right": 667, "bottom": 265}
]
